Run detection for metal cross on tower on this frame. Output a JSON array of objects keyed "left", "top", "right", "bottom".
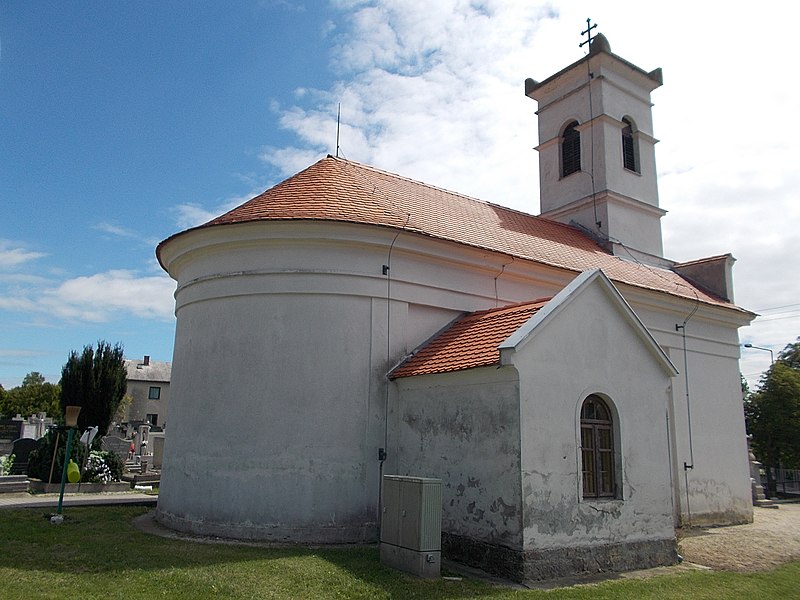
[{"left": 579, "top": 18, "right": 597, "bottom": 49}]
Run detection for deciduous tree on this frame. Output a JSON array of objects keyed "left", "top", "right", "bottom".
[
  {"left": 779, "top": 338, "right": 800, "bottom": 370},
  {"left": 746, "top": 338, "right": 800, "bottom": 494},
  {"left": 0, "top": 372, "right": 60, "bottom": 418}
]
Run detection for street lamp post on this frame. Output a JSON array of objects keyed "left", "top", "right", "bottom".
[
  {"left": 743, "top": 343, "right": 775, "bottom": 364},
  {"left": 51, "top": 405, "right": 81, "bottom": 524}
]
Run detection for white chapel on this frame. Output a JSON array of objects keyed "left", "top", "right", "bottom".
[{"left": 155, "top": 33, "right": 754, "bottom": 581}]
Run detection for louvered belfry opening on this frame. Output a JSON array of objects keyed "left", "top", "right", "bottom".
[
  {"left": 561, "top": 120, "right": 581, "bottom": 177},
  {"left": 621, "top": 117, "right": 637, "bottom": 173}
]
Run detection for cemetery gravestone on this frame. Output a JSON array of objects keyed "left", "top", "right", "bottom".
[
  {"left": 101, "top": 435, "right": 132, "bottom": 462},
  {"left": 0, "top": 421, "right": 23, "bottom": 455},
  {"left": 9, "top": 438, "right": 38, "bottom": 475}
]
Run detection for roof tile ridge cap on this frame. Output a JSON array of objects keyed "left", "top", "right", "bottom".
[{"left": 672, "top": 253, "right": 733, "bottom": 267}]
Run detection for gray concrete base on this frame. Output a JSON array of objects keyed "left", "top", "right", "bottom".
[
  {"left": 380, "top": 543, "right": 441, "bottom": 578},
  {"left": 443, "top": 533, "right": 678, "bottom": 582},
  {"left": 681, "top": 509, "right": 753, "bottom": 528},
  {"left": 0, "top": 475, "right": 29, "bottom": 493},
  {"left": 28, "top": 480, "right": 131, "bottom": 494},
  {"left": 154, "top": 508, "right": 377, "bottom": 544}
]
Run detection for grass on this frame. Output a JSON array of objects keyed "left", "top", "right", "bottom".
[{"left": 0, "top": 506, "right": 798, "bottom": 599}]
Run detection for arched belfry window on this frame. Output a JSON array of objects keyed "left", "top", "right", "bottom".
[
  {"left": 561, "top": 120, "right": 581, "bottom": 177},
  {"left": 580, "top": 394, "right": 616, "bottom": 498},
  {"left": 621, "top": 117, "right": 639, "bottom": 173}
]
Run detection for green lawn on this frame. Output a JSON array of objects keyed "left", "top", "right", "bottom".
[{"left": 0, "top": 505, "right": 797, "bottom": 599}]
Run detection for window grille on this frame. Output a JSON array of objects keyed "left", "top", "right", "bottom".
[
  {"left": 561, "top": 121, "right": 581, "bottom": 177},
  {"left": 621, "top": 118, "right": 638, "bottom": 173},
  {"left": 580, "top": 394, "right": 615, "bottom": 498}
]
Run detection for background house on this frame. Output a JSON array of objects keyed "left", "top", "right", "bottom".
[{"left": 122, "top": 355, "right": 170, "bottom": 431}]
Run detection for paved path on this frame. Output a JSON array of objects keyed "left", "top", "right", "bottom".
[
  {"left": 680, "top": 502, "right": 800, "bottom": 572},
  {"left": 0, "top": 491, "right": 157, "bottom": 509}
]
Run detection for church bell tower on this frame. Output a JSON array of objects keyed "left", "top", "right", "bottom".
[{"left": 525, "top": 31, "right": 666, "bottom": 264}]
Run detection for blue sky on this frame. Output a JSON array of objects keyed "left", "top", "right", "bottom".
[
  {"left": 1, "top": 1, "right": 337, "bottom": 386},
  {"left": 1, "top": 1, "right": 798, "bottom": 390}
]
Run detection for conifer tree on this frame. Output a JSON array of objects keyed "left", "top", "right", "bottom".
[{"left": 59, "top": 341, "right": 127, "bottom": 434}]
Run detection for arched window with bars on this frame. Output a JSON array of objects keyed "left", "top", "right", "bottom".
[{"left": 580, "top": 394, "right": 616, "bottom": 498}]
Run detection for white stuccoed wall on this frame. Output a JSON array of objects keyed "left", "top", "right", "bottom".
[
  {"left": 393, "top": 367, "right": 523, "bottom": 549},
  {"left": 508, "top": 279, "right": 676, "bottom": 549},
  {"left": 157, "top": 218, "right": 752, "bottom": 541},
  {"left": 628, "top": 292, "right": 753, "bottom": 525}
]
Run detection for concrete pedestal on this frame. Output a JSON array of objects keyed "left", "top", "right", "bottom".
[{"left": 380, "top": 543, "right": 440, "bottom": 579}]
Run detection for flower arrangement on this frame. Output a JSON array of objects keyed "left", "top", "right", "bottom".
[
  {"left": 83, "top": 451, "right": 122, "bottom": 484},
  {"left": 0, "top": 454, "right": 14, "bottom": 476}
]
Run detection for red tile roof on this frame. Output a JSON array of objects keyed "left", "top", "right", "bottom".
[
  {"left": 162, "top": 155, "right": 743, "bottom": 311},
  {"left": 390, "top": 300, "right": 549, "bottom": 379}
]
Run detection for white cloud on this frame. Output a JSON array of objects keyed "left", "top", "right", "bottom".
[
  {"left": 321, "top": 19, "right": 337, "bottom": 39},
  {"left": 172, "top": 203, "right": 220, "bottom": 230},
  {"left": 0, "top": 240, "right": 47, "bottom": 269},
  {"left": 0, "top": 269, "right": 176, "bottom": 323},
  {"left": 0, "top": 349, "right": 46, "bottom": 357},
  {"left": 263, "top": 0, "right": 554, "bottom": 204},
  {"left": 94, "top": 222, "right": 134, "bottom": 238},
  {"left": 0, "top": 273, "right": 51, "bottom": 286},
  {"left": 172, "top": 191, "right": 263, "bottom": 230},
  {"left": 260, "top": 144, "right": 326, "bottom": 177},
  {"left": 0, "top": 348, "right": 44, "bottom": 357},
  {"left": 93, "top": 222, "right": 161, "bottom": 247},
  {"left": 258, "top": 0, "right": 306, "bottom": 12}
]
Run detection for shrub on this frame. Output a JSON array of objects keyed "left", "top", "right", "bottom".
[
  {"left": 27, "top": 431, "right": 123, "bottom": 484},
  {"left": 26, "top": 429, "right": 86, "bottom": 483}
]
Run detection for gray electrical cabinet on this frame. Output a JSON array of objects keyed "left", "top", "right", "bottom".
[{"left": 380, "top": 475, "right": 442, "bottom": 578}]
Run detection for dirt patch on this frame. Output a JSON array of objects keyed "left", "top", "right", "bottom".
[{"left": 678, "top": 503, "right": 800, "bottom": 572}]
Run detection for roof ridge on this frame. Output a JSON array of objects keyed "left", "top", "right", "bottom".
[
  {"left": 328, "top": 155, "right": 593, "bottom": 238},
  {"left": 327, "top": 155, "right": 494, "bottom": 206},
  {"left": 158, "top": 157, "right": 746, "bottom": 313}
]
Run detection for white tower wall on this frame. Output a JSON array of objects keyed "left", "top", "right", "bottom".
[{"left": 527, "top": 35, "right": 665, "bottom": 260}]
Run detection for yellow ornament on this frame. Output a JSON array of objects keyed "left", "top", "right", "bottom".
[{"left": 67, "top": 459, "right": 80, "bottom": 483}]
